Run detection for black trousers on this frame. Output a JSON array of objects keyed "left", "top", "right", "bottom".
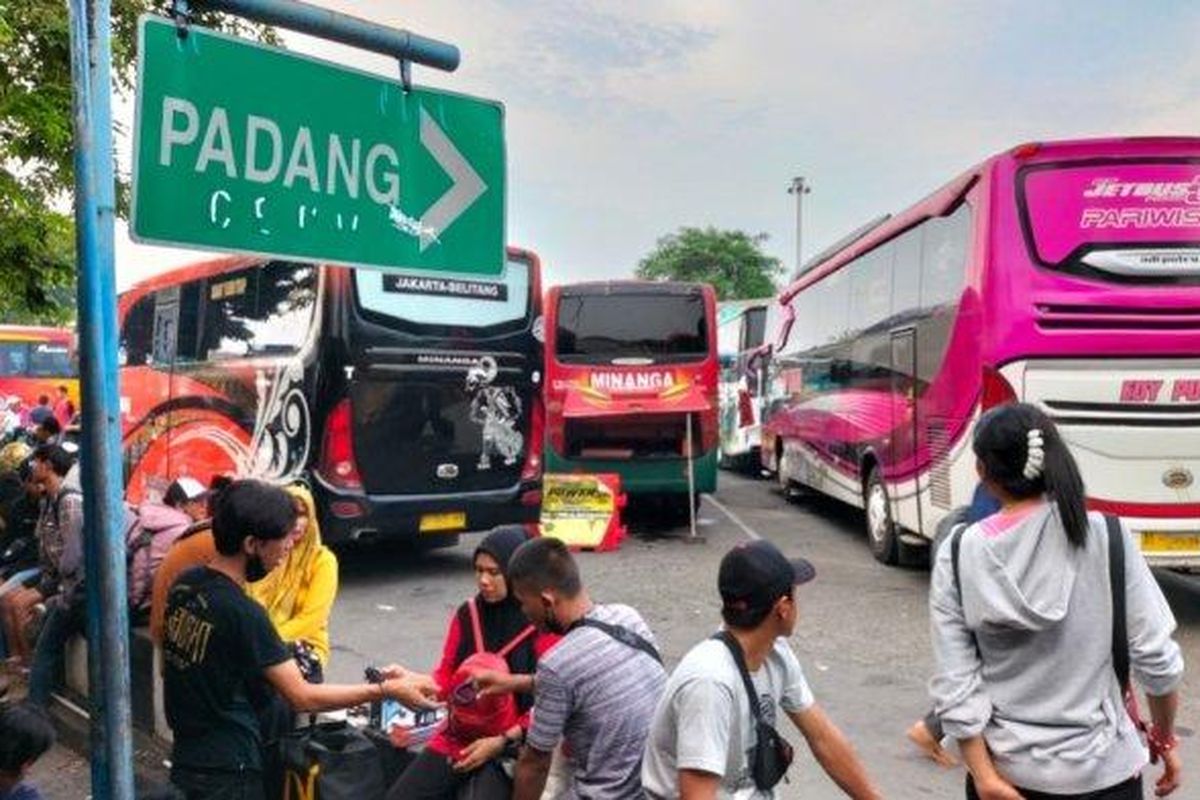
[
  {"left": 966, "top": 774, "right": 1142, "bottom": 800},
  {"left": 386, "top": 749, "right": 511, "bottom": 800},
  {"left": 171, "top": 768, "right": 265, "bottom": 800}
]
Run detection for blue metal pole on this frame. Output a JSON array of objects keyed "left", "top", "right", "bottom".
[
  {"left": 67, "top": 1, "right": 135, "bottom": 799},
  {"left": 192, "top": 0, "right": 460, "bottom": 70}
]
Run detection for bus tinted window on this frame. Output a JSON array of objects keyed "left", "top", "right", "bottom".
[
  {"left": 354, "top": 261, "right": 530, "bottom": 330},
  {"left": 818, "top": 270, "right": 851, "bottom": 346},
  {"left": 849, "top": 247, "right": 893, "bottom": 333},
  {"left": 0, "top": 343, "right": 27, "bottom": 377},
  {"left": 253, "top": 263, "right": 317, "bottom": 354},
  {"left": 121, "top": 294, "right": 156, "bottom": 367},
  {"left": 196, "top": 262, "right": 316, "bottom": 361},
  {"left": 556, "top": 292, "right": 708, "bottom": 364},
  {"left": 920, "top": 203, "right": 971, "bottom": 308},
  {"left": 788, "top": 287, "right": 819, "bottom": 355},
  {"left": 890, "top": 227, "right": 923, "bottom": 318},
  {"left": 28, "top": 344, "right": 71, "bottom": 377},
  {"left": 743, "top": 307, "right": 767, "bottom": 351}
]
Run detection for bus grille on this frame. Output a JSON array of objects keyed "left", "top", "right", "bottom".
[
  {"left": 1035, "top": 303, "right": 1200, "bottom": 331},
  {"left": 926, "top": 422, "right": 952, "bottom": 509},
  {"left": 1043, "top": 399, "right": 1200, "bottom": 428}
]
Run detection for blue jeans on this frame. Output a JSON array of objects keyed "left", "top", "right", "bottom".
[{"left": 28, "top": 595, "right": 85, "bottom": 707}]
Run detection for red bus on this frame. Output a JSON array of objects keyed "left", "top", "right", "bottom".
[
  {"left": 117, "top": 249, "right": 544, "bottom": 544},
  {"left": 544, "top": 281, "right": 718, "bottom": 518},
  {"left": 0, "top": 325, "right": 78, "bottom": 417}
]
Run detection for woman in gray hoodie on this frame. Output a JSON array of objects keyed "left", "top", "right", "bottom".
[{"left": 929, "top": 403, "right": 1184, "bottom": 800}]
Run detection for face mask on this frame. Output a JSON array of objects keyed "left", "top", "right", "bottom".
[{"left": 245, "top": 547, "right": 270, "bottom": 583}]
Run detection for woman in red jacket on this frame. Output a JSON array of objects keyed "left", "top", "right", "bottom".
[{"left": 386, "top": 526, "right": 558, "bottom": 800}]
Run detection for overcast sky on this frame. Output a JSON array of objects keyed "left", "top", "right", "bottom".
[{"left": 114, "top": 1, "right": 1200, "bottom": 291}]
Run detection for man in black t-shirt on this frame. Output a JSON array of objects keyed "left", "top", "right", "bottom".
[{"left": 162, "top": 479, "right": 438, "bottom": 800}]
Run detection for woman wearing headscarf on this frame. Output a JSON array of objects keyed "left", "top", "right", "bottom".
[
  {"left": 385, "top": 525, "right": 559, "bottom": 800},
  {"left": 247, "top": 484, "right": 338, "bottom": 681}
]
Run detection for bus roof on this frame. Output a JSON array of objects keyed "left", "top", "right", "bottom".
[
  {"left": 782, "top": 135, "right": 1200, "bottom": 301},
  {"left": 0, "top": 325, "right": 73, "bottom": 342},
  {"left": 118, "top": 246, "right": 542, "bottom": 319},
  {"left": 555, "top": 280, "right": 713, "bottom": 296}
]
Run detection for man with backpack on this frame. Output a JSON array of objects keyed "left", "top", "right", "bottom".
[
  {"left": 126, "top": 478, "right": 209, "bottom": 626},
  {"left": 483, "top": 537, "right": 666, "bottom": 800},
  {"left": 0, "top": 446, "right": 84, "bottom": 706},
  {"left": 641, "top": 540, "right": 880, "bottom": 800}
]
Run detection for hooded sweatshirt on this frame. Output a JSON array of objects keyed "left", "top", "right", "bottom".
[{"left": 929, "top": 502, "right": 1183, "bottom": 795}]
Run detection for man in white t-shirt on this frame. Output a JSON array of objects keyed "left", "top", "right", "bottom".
[{"left": 642, "top": 540, "right": 881, "bottom": 800}]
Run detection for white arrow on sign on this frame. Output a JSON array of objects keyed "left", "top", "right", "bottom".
[{"left": 417, "top": 107, "right": 487, "bottom": 251}]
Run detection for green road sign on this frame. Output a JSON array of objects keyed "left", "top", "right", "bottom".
[{"left": 132, "top": 15, "right": 505, "bottom": 275}]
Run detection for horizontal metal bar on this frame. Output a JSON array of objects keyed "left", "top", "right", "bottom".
[{"left": 192, "top": 0, "right": 460, "bottom": 71}]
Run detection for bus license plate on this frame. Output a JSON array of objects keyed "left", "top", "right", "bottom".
[
  {"left": 420, "top": 512, "right": 466, "bottom": 533},
  {"left": 1139, "top": 532, "right": 1200, "bottom": 553}
]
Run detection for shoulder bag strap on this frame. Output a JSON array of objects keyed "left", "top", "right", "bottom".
[
  {"left": 950, "top": 523, "right": 967, "bottom": 603},
  {"left": 573, "top": 618, "right": 662, "bottom": 664},
  {"left": 1105, "top": 514, "right": 1130, "bottom": 692},
  {"left": 712, "top": 631, "right": 763, "bottom": 724},
  {"left": 496, "top": 625, "right": 537, "bottom": 658},
  {"left": 466, "top": 596, "right": 487, "bottom": 655},
  {"left": 950, "top": 523, "right": 982, "bottom": 659}
]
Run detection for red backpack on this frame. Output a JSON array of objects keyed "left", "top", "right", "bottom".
[{"left": 446, "top": 598, "right": 536, "bottom": 743}]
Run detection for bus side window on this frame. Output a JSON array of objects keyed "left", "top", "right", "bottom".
[
  {"left": 920, "top": 203, "right": 971, "bottom": 309},
  {"left": 120, "top": 294, "right": 156, "bottom": 367},
  {"left": 254, "top": 262, "right": 317, "bottom": 354},
  {"left": 848, "top": 247, "right": 893, "bottom": 335},
  {"left": 174, "top": 282, "right": 203, "bottom": 364},
  {"left": 890, "top": 227, "right": 923, "bottom": 321},
  {"left": 200, "top": 268, "right": 259, "bottom": 361}
]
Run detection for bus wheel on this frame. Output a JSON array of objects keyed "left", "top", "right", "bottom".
[
  {"left": 864, "top": 467, "right": 899, "bottom": 565},
  {"left": 776, "top": 445, "right": 804, "bottom": 503}
]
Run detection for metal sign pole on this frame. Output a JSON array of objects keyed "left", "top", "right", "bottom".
[
  {"left": 191, "top": 0, "right": 460, "bottom": 69},
  {"left": 67, "top": 1, "right": 135, "bottom": 798},
  {"left": 686, "top": 413, "right": 697, "bottom": 539}
]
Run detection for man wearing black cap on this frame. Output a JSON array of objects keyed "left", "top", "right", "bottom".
[{"left": 642, "top": 540, "right": 880, "bottom": 799}]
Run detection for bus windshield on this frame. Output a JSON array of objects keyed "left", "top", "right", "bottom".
[
  {"left": 1019, "top": 160, "right": 1200, "bottom": 280},
  {"left": 555, "top": 292, "right": 709, "bottom": 364},
  {"left": 0, "top": 341, "right": 73, "bottom": 377},
  {"left": 29, "top": 343, "right": 72, "bottom": 377},
  {"left": 354, "top": 259, "right": 532, "bottom": 333}
]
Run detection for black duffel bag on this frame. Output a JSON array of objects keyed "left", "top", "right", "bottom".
[{"left": 271, "top": 721, "right": 386, "bottom": 800}]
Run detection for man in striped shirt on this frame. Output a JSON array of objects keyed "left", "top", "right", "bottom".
[{"left": 498, "top": 537, "right": 667, "bottom": 800}]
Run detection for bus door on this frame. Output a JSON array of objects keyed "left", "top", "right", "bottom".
[{"left": 889, "top": 327, "right": 922, "bottom": 534}]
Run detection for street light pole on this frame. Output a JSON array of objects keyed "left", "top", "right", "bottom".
[{"left": 788, "top": 176, "right": 811, "bottom": 274}]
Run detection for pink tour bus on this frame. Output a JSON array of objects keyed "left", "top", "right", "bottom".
[{"left": 764, "top": 137, "right": 1200, "bottom": 568}]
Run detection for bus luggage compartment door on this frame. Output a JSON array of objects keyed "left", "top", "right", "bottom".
[{"left": 350, "top": 359, "right": 531, "bottom": 496}]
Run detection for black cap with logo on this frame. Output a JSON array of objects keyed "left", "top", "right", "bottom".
[{"left": 719, "top": 539, "right": 816, "bottom": 614}]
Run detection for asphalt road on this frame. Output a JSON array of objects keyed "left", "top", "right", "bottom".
[{"left": 324, "top": 471, "right": 1200, "bottom": 799}]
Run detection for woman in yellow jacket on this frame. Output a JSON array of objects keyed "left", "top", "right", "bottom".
[{"left": 248, "top": 484, "right": 338, "bottom": 682}]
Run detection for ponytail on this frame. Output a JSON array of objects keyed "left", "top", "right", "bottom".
[{"left": 973, "top": 403, "right": 1089, "bottom": 548}]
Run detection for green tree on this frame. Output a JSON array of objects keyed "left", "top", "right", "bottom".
[
  {"left": 635, "top": 227, "right": 782, "bottom": 301},
  {"left": 0, "top": 1, "right": 275, "bottom": 323}
]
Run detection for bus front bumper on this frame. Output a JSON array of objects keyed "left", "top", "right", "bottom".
[
  {"left": 544, "top": 449, "right": 718, "bottom": 496},
  {"left": 311, "top": 473, "right": 542, "bottom": 545}
]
